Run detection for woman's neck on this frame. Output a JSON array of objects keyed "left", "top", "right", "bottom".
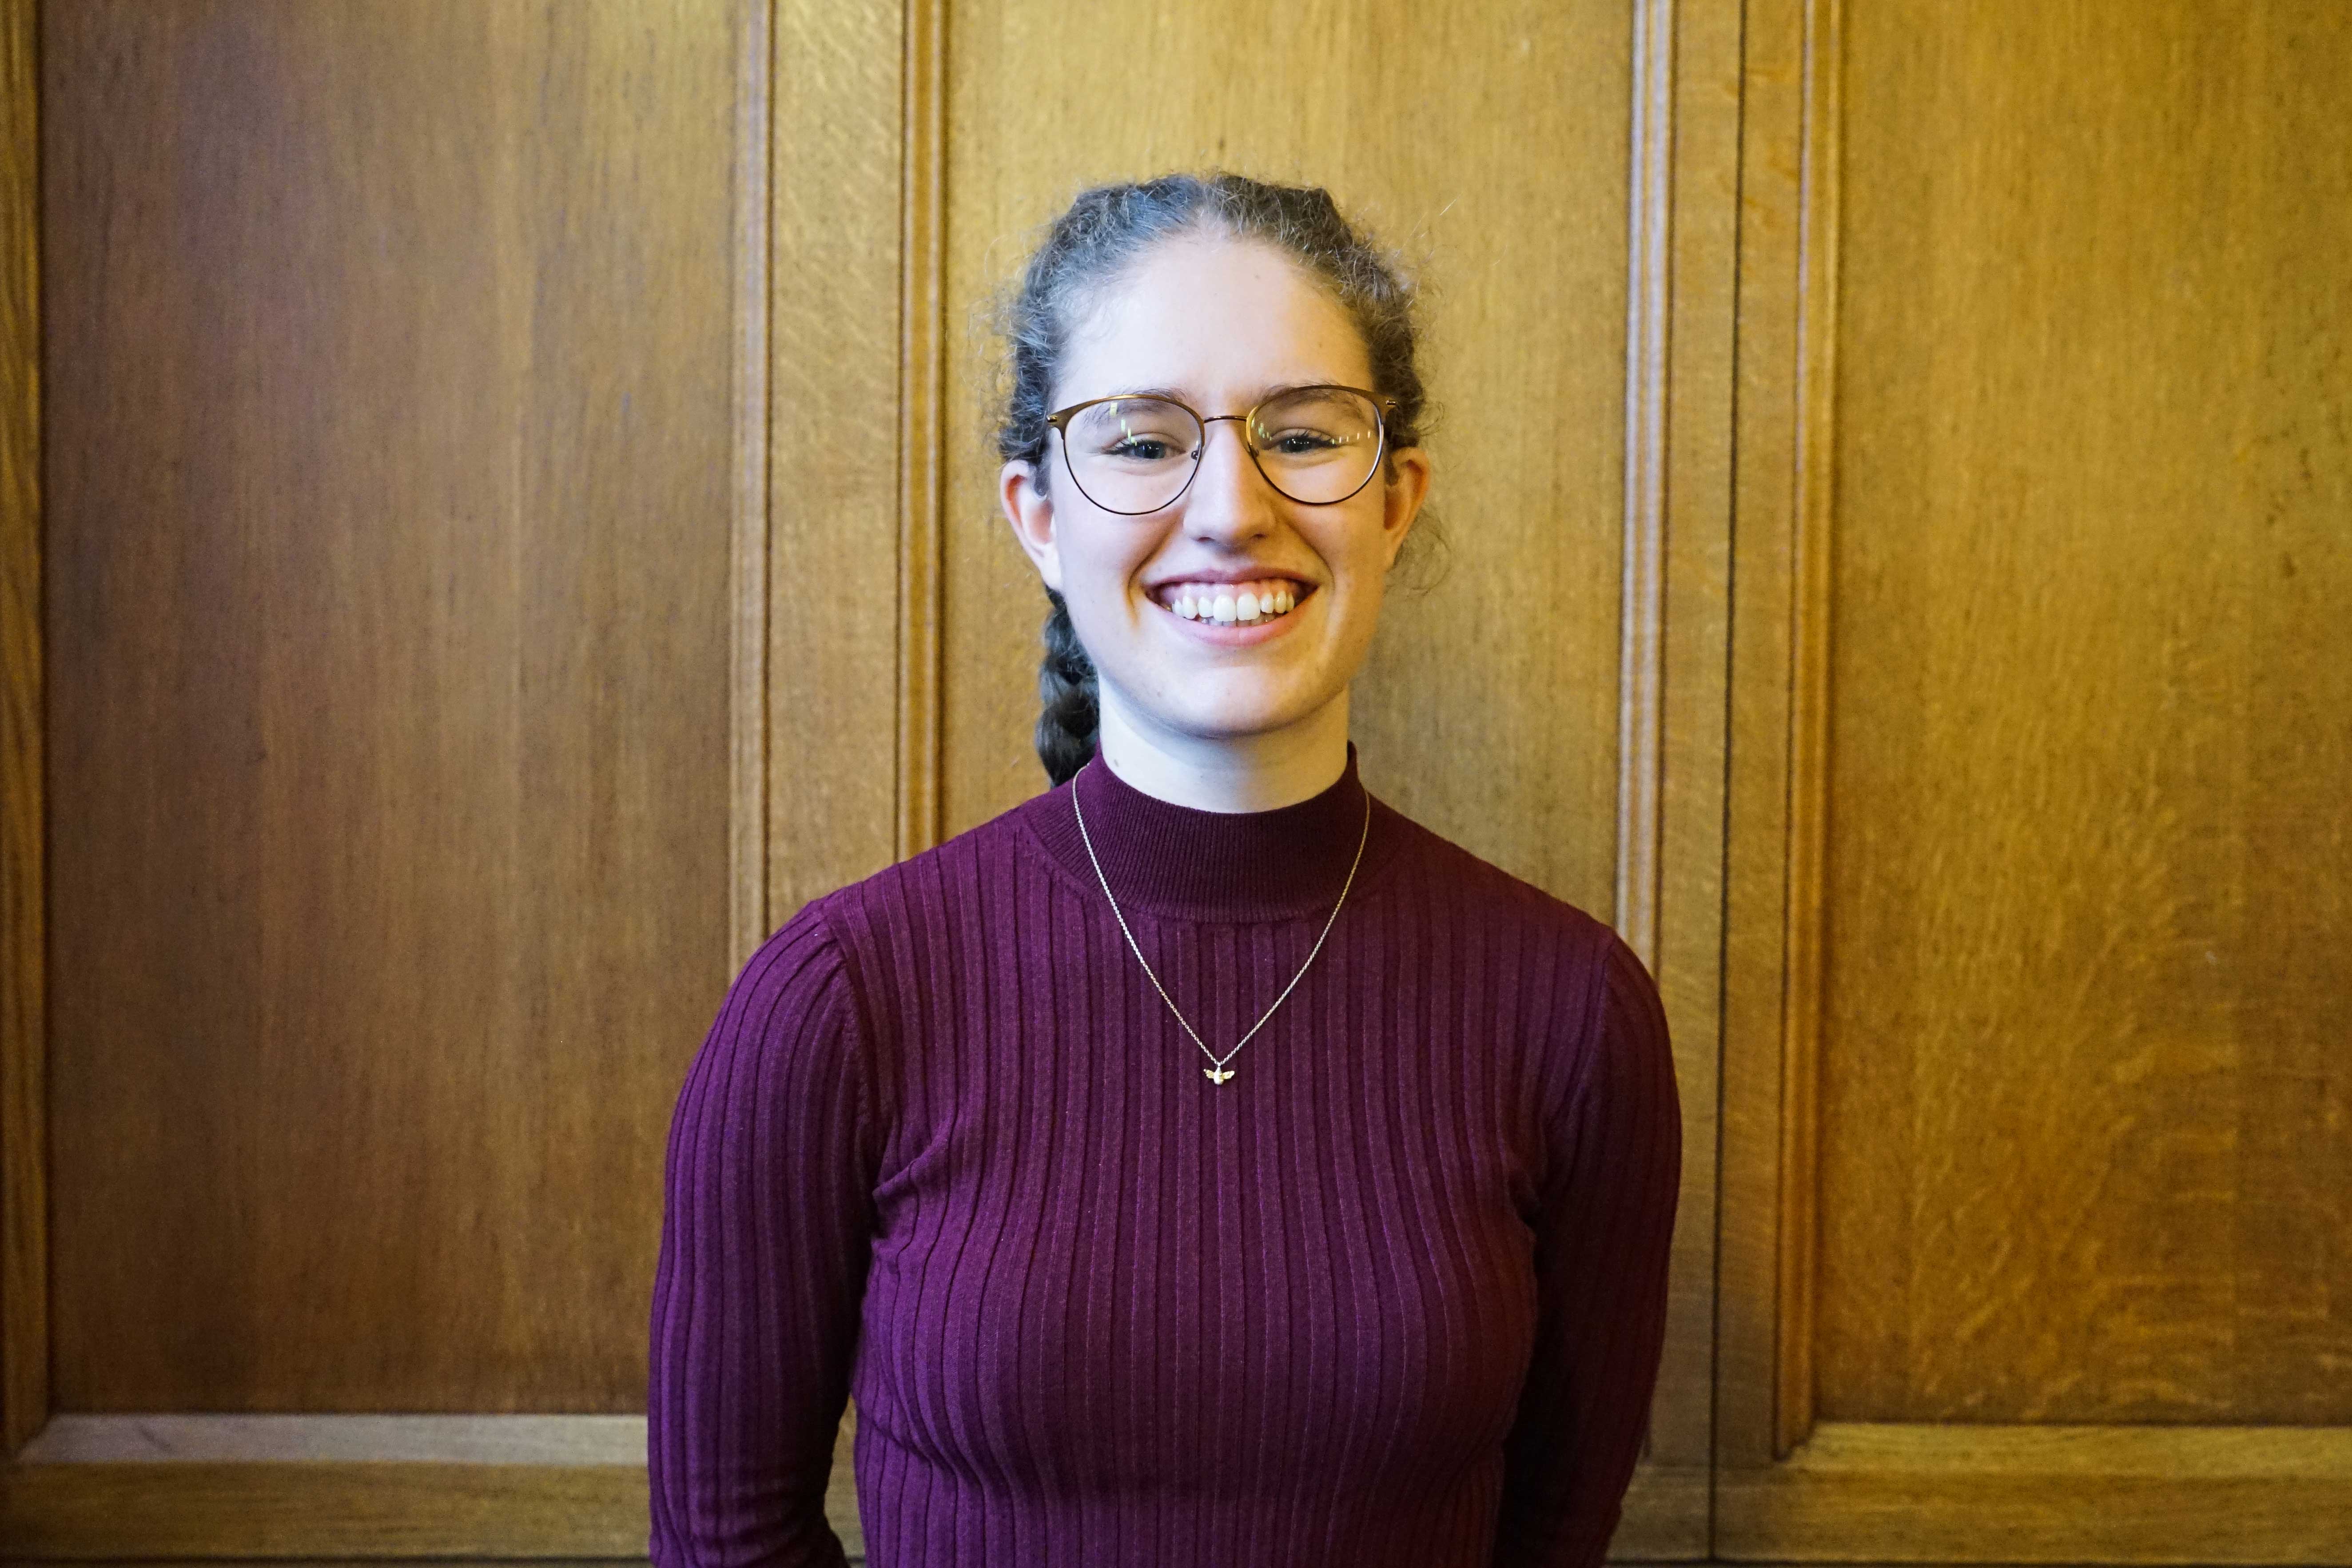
[{"left": 1092, "top": 685, "right": 1351, "bottom": 813}]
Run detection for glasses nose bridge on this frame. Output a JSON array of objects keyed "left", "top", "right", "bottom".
[{"left": 1188, "top": 409, "right": 1274, "bottom": 497}]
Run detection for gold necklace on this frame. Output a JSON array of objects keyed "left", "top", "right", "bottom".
[{"left": 1071, "top": 757, "right": 1371, "bottom": 1085}]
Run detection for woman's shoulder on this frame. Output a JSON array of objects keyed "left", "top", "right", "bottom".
[
  {"left": 1375, "top": 800, "right": 1630, "bottom": 959},
  {"left": 782, "top": 793, "right": 1043, "bottom": 934},
  {"left": 1373, "top": 799, "right": 1665, "bottom": 1053}
]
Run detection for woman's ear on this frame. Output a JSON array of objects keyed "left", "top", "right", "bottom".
[
  {"left": 1001, "top": 459, "right": 1063, "bottom": 592},
  {"left": 1379, "top": 445, "right": 1433, "bottom": 570}
]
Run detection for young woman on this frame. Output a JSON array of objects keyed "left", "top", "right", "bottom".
[{"left": 649, "top": 173, "right": 1681, "bottom": 1568}]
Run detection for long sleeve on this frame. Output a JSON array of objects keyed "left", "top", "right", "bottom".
[
  {"left": 648, "top": 900, "right": 881, "bottom": 1567},
  {"left": 1492, "top": 933, "right": 1683, "bottom": 1568}
]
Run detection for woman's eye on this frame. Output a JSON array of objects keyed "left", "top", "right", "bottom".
[
  {"left": 1268, "top": 429, "right": 1340, "bottom": 455},
  {"left": 1107, "top": 436, "right": 1180, "bottom": 461}
]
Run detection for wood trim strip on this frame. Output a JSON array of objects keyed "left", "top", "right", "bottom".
[
  {"left": 0, "top": 1560, "right": 649, "bottom": 1568},
  {"left": 768, "top": 0, "right": 907, "bottom": 915},
  {"left": 1613, "top": 0, "right": 1675, "bottom": 972},
  {"left": 1643, "top": 0, "right": 1744, "bottom": 1520},
  {"left": 16, "top": 1414, "right": 643, "bottom": 1466},
  {"left": 4, "top": 1417, "right": 860, "bottom": 1558},
  {"left": 893, "top": 0, "right": 946, "bottom": 861},
  {"left": 730, "top": 0, "right": 775, "bottom": 967},
  {"left": 1718, "top": 0, "right": 1819, "bottom": 1478},
  {"left": 1717, "top": 1421, "right": 2352, "bottom": 1562},
  {"left": 0, "top": 0, "right": 44, "bottom": 1463},
  {"left": 1772, "top": 0, "right": 1842, "bottom": 1463},
  {"left": 0, "top": 1462, "right": 650, "bottom": 1556}
]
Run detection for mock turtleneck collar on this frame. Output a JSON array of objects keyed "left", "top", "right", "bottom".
[{"left": 1021, "top": 740, "right": 1398, "bottom": 923}]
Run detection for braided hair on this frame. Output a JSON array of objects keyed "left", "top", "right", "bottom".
[{"left": 994, "top": 172, "right": 1437, "bottom": 786}]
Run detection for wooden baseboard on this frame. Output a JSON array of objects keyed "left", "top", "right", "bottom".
[
  {"left": 1717, "top": 1422, "right": 2352, "bottom": 1564},
  {"left": 0, "top": 1462, "right": 646, "bottom": 1556}
]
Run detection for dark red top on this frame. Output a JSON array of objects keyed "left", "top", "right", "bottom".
[{"left": 649, "top": 743, "right": 1681, "bottom": 1566}]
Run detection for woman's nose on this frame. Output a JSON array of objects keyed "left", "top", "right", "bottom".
[{"left": 1182, "top": 418, "right": 1279, "bottom": 540}]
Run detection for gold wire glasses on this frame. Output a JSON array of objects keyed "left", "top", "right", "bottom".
[{"left": 1044, "top": 385, "right": 1396, "bottom": 515}]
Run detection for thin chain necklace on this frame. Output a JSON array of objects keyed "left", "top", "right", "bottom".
[{"left": 1071, "top": 756, "right": 1371, "bottom": 1086}]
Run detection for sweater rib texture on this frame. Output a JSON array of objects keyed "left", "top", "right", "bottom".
[{"left": 649, "top": 742, "right": 1682, "bottom": 1567}]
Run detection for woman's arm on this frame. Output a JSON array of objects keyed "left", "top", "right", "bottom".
[
  {"left": 648, "top": 902, "right": 880, "bottom": 1567},
  {"left": 1492, "top": 931, "right": 1683, "bottom": 1568}
]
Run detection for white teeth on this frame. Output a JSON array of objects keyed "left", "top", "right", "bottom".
[{"left": 1157, "top": 581, "right": 1304, "bottom": 623}]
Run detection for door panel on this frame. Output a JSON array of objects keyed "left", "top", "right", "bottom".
[
  {"left": 1719, "top": 0, "right": 2352, "bottom": 1557},
  {"left": 1816, "top": 0, "right": 2352, "bottom": 1430},
  {"left": 5, "top": 0, "right": 762, "bottom": 1548}
]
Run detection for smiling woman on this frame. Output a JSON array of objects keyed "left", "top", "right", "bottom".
[
  {"left": 1001, "top": 226, "right": 1428, "bottom": 810},
  {"left": 646, "top": 172, "right": 1682, "bottom": 1568}
]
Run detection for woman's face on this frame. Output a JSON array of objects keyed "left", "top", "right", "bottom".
[{"left": 1001, "top": 232, "right": 1430, "bottom": 751}]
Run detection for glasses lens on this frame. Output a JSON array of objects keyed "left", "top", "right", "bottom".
[
  {"left": 1247, "top": 388, "right": 1384, "bottom": 503},
  {"left": 1061, "top": 396, "right": 1202, "bottom": 513}
]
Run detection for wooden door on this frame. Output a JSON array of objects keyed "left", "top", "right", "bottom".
[
  {"left": 2, "top": 0, "right": 768, "bottom": 1550},
  {"left": 1716, "top": 0, "right": 2352, "bottom": 1558}
]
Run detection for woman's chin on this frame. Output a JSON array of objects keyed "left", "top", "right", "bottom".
[{"left": 1160, "top": 686, "right": 1341, "bottom": 744}]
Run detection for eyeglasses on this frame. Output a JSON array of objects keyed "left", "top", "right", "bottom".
[{"left": 1044, "top": 385, "right": 1396, "bottom": 515}]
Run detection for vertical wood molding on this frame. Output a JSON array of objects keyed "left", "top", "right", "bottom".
[
  {"left": 1645, "top": 0, "right": 1744, "bottom": 1520},
  {"left": 1614, "top": 0, "right": 1675, "bottom": 972},
  {"left": 1774, "top": 0, "right": 1841, "bottom": 1463},
  {"left": 1718, "top": 0, "right": 1810, "bottom": 1482},
  {"left": 0, "top": 0, "right": 45, "bottom": 1461},
  {"left": 769, "top": 0, "right": 908, "bottom": 915},
  {"left": 893, "top": 0, "right": 946, "bottom": 862},
  {"left": 731, "top": 0, "right": 775, "bottom": 967}
]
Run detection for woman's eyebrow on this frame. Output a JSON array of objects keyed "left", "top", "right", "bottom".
[{"left": 1104, "top": 381, "right": 1330, "bottom": 406}]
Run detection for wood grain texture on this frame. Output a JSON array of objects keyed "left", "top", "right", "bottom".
[
  {"left": 1777, "top": 0, "right": 1840, "bottom": 1458},
  {"left": 730, "top": 0, "right": 773, "bottom": 970},
  {"left": 1647, "top": 0, "right": 1744, "bottom": 1488},
  {"left": 1615, "top": 0, "right": 1673, "bottom": 973},
  {"left": 1723, "top": 0, "right": 2352, "bottom": 1555},
  {"left": 1816, "top": 0, "right": 2352, "bottom": 1428},
  {"left": 1719, "top": 0, "right": 1815, "bottom": 1480},
  {"left": 0, "top": 1460, "right": 649, "bottom": 1556},
  {"left": 0, "top": 0, "right": 42, "bottom": 1462},
  {"left": 767, "top": 0, "right": 906, "bottom": 921},
  {"left": 41, "top": 0, "right": 742, "bottom": 1412},
  {"left": 939, "top": 0, "right": 1632, "bottom": 919},
  {"left": 0, "top": 1561, "right": 643, "bottom": 1568},
  {"left": 1718, "top": 1422, "right": 2352, "bottom": 1562},
  {"left": 896, "top": 0, "right": 946, "bottom": 860},
  {"left": 16, "top": 1414, "right": 643, "bottom": 1464}
]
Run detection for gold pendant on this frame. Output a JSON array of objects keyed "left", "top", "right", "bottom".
[{"left": 1204, "top": 1067, "right": 1234, "bottom": 1084}]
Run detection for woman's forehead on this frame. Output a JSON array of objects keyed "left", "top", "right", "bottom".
[{"left": 1057, "top": 235, "right": 1373, "bottom": 403}]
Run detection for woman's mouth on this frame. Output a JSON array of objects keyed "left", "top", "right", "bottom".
[{"left": 1146, "top": 577, "right": 1310, "bottom": 625}]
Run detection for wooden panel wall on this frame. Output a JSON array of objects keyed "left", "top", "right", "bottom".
[
  {"left": 1816, "top": 0, "right": 2352, "bottom": 1430},
  {"left": 7, "top": 0, "right": 768, "bottom": 1552},
  {"left": 1719, "top": 0, "right": 2352, "bottom": 1558},
  {"left": 0, "top": 0, "right": 43, "bottom": 1464},
  {"left": 40, "top": 0, "right": 744, "bottom": 1417},
  {"left": 36, "top": 0, "right": 748, "bottom": 1429}
]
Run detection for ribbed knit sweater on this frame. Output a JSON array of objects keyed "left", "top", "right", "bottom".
[{"left": 648, "top": 742, "right": 1681, "bottom": 1567}]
